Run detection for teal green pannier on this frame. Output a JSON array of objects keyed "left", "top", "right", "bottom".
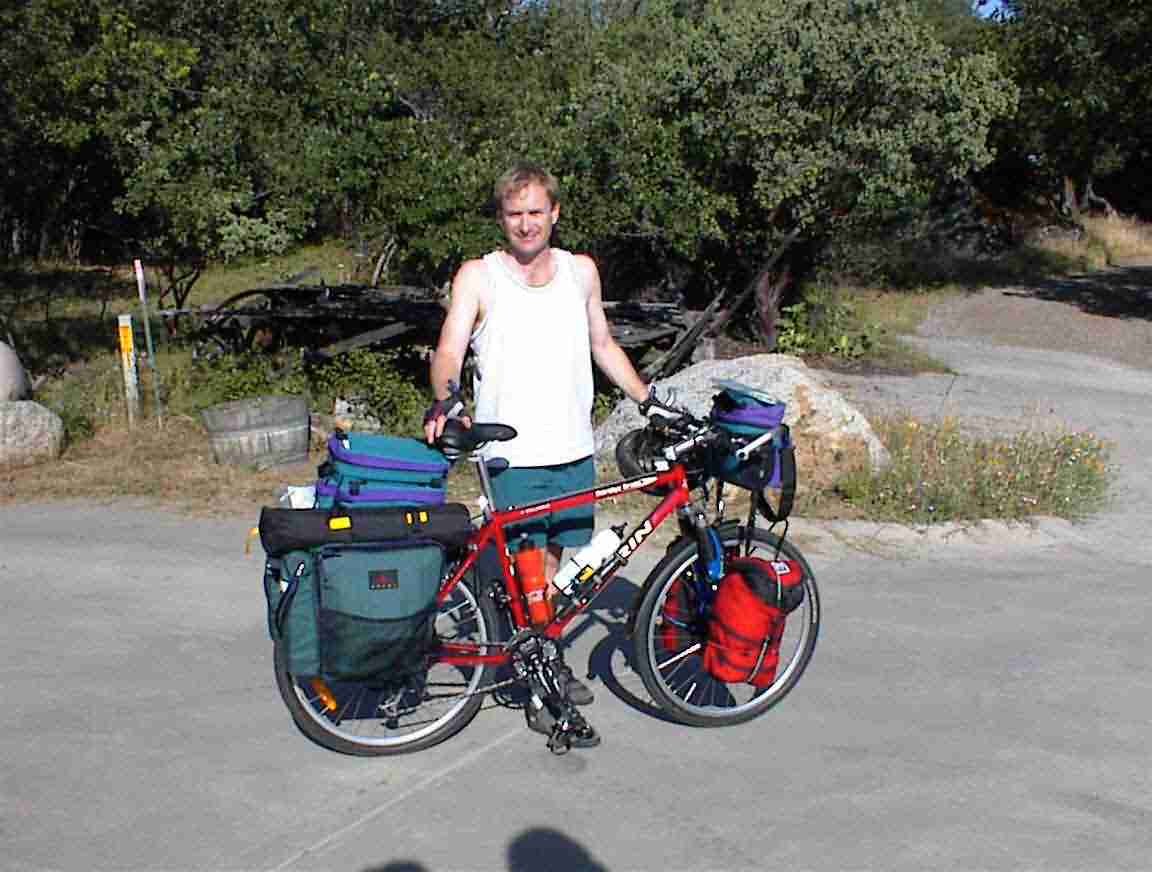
[
  {"left": 265, "top": 550, "right": 322, "bottom": 676},
  {"left": 259, "top": 504, "right": 471, "bottom": 681},
  {"left": 265, "top": 542, "right": 444, "bottom": 681}
]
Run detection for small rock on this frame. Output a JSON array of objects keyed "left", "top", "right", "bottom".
[
  {"left": 0, "top": 342, "right": 30, "bottom": 401},
  {"left": 0, "top": 401, "right": 65, "bottom": 468}
]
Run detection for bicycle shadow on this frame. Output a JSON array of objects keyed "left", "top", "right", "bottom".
[
  {"left": 468, "top": 544, "right": 680, "bottom": 723},
  {"left": 570, "top": 574, "right": 685, "bottom": 725}
]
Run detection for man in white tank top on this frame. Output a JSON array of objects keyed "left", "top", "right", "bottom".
[{"left": 425, "top": 163, "right": 649, "bottom": 695}]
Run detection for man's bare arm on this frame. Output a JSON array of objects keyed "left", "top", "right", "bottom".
[
  {"left": 578, "top": 255, "right": 649, "bottom": 403},
  {"left": 425, "top": 259, "right": 484, "bottom": 441}
]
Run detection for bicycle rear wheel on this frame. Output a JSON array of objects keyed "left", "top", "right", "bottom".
[
  {"left": 274, "top": 576, "right": 501, "bottom": 755},
  {"left": 633, "top": 523, "right": 819, "bottom": 727}
]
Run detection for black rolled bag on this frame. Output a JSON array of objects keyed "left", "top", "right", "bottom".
[{"left": 259, "top": 503, "right": 473, "bottom": 556}]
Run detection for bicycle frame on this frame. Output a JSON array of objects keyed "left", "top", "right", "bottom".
[{"left": 433, "top": 464, "right": 695, "bottom": 666}]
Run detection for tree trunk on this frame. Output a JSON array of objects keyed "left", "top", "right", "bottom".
[
  {"left": 1082, "top": 178, "right": 1117, "bottom": 217},
  {"left": 754, "top": 267, "right": 791, "bottom": 351},
  {"left": 1061, "top": 175, "right": 1080, "bottom": 219}
]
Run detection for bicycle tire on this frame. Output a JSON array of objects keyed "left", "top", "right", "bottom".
[
  {"left": 633, "top": 523, "right": 819, "bottom": 727},
  {"left": 274, "top": 575, "right": 501, "bottom": 756}
]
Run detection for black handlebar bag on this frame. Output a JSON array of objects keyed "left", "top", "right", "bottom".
[{"left": 707, "top": 387, "right": 797, "bottom": 522}]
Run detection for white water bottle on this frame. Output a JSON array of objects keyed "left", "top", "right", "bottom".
[{"left": 552, "top": 527, "right": 624, "bottom": 596}]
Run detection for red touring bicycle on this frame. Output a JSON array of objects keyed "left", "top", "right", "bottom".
[{"left": 273, "top": 398, "right": 820, "bottom": 754}]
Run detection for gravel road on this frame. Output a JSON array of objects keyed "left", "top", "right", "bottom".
[{"left": 2, "top": 267, "right": 1150, "bottom": 871}]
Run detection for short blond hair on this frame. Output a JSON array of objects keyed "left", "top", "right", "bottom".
[{"left": 493, "top": 162, "right": 560, "bottom": 209}]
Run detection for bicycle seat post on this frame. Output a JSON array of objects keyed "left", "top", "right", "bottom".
[{"left": 472, "top": 453, "right": 498, "bottom": 521}]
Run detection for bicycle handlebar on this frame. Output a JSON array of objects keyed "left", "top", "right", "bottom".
[{"left": 639, "top": 402, "right": 728, "bottom": 465}]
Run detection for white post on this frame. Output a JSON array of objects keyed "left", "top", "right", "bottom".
[
  {"left": 117, "top": 314, "right": 140, "bottom": 428},
  {"left": 133, "top": 259, "right": 164, "bottom": 424}
]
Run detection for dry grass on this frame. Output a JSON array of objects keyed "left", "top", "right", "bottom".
[
  {"left": 827, "top": 285, "right": 955, "bottom": 374},
  {"left": 1080, "top": 214, "right": 1152, "bottom": 261},
  {"left": 191, "top": 241, "right": 365, "bottom": 306},
  {"left": 1, "top": 410, "right": 1113, "bottom": 529},
  {"left": 824, "top": 413, "right": 1112, "bottom": 523},
  {"left": 1022, "top": 214, "right": 1152, "bottom": 271},
  {"left": 0, "top": 416, "right": 317, "bottom": 517}
]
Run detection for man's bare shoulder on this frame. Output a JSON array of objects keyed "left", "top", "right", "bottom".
[
  {"left": 451, "top": 257, "right": 490, "bottom": 297},
  {"left": 569, "top": 253, "right": 601, "bottom": 289},
  {"left": 455, "top": 257, "right": 489, "bottom": 282}
]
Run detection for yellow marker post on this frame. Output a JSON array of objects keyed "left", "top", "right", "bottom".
[{"left": 117, "top": 314, "right": 140, "bottom": 428}]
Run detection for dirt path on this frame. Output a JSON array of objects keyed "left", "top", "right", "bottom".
[
  {"left": 916, "top": 264, "right": 1152, "bottom": 370},
  {"left": 810, "top": 263, "right": 1152, "bottom": 558},
  {"left": 821, "top": 264, "right": 1152, "bottom": 429}
]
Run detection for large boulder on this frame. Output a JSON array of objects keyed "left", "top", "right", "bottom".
[
  {"left": 0, "top": 401, "right": 65, "bottom": 469},
  {"left": 0, "top": 342, "right": 29, "bottom": 401},
  {"left": 595, "top": 354, "right": 888, "bottom": 488}
]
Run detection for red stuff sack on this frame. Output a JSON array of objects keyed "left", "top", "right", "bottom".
[
  {"left": 702, "top": 556, "right": 804, "bottom": 687},
  {"left": 658, "top": 579, "right": 693, "bottom": 651}
]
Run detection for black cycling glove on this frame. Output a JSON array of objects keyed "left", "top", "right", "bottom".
[
  {"left": 424, "top": 381, "right": 465, "bottom": 424},
  {"left": 638, "top": 383, "right": 679, "bottom": 418}
]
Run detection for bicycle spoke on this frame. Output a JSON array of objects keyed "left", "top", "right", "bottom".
[
  {"left": 655, "top": 642, "right": 703, "bottom": 671},
  {"left": 637, "top": 526, "right": 819, "bottom": 725},
  {"left": 281, "top": 579, "right": 497, "bottom": 752}
]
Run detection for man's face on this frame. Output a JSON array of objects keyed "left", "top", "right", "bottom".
[{"left": 498, "top": 182, "right": 559, "bottom": 262}]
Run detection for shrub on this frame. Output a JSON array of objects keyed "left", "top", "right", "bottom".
[
  {"left": 308, "top": 348, "right": 428, "bottom": 438},
  {"left": 833, "top": 414, "right": 1111, "bottom": 522},
  {"left": 35, "top": 356, "right": 126, "bottom": 446},
  {"left": 774, "top": 284, "right": 875, "bottom": 359},
  {"left": 180, "top": 347, "right": 430, "bottom": 438}
]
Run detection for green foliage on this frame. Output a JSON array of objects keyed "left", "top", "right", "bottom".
[
  {"left": 182, "top": 348, "right": 428, "bottom": 437},
  {"left": 307, "top": 349, "right": 428, "bottom": 438},
  {"left": 524, "top": 0, "right": 1017, "bottom": 309},
  {"left": 592, "top": 389, "right": 621, "bottom": 426},
  {"left": 2, "top": 0, "right": 1016, "bottom": 316},
  {"left": 180, "top": 354, "right": 311, "bottom": 408},
  {"left": 35, "top": 355, "right": 126, "bottom": 445},
  {"left": 773, "top": 285, "right": 874, "bottom": 359},
  {"left": 984, "top": 0, "right": 1152, "bottom": 208},
  {"left": 833, "top": 415, "right": 1111, "bottom": 522}
]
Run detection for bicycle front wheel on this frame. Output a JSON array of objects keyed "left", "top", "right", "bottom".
[
  {"left": 633, "top": 524, "right": 820, "bottom": 727},
  {"left": 274, "top": 576, "right": 501, "bottom": 756}
]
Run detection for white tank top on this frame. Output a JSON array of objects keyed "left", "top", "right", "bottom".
[{"left": 470, "top": 249, "right": 595, "bottom": 467}]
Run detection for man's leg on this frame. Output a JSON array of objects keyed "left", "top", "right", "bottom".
[{"left": 491, "top": 460, "right": 597, "bottom": 709}]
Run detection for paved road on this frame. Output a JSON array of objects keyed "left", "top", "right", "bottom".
[{"left": 3, "top": 329, "right": 1152, "bottom": 870}]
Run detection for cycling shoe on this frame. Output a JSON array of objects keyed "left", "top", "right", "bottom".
[
  {"left": 560, "top": 666, "right": 594, "bottom": 706},
  {"left": 525, "top": 702, "right": 601, "bottom": 749}
]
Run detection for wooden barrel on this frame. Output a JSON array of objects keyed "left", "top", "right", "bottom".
[{"left": 200, "top": 395, "right": 309, "bottom": 466}]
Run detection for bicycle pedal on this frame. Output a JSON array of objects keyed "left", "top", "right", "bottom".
[{"left": 548, "top": 721, "right": 601, "bottom": 753}]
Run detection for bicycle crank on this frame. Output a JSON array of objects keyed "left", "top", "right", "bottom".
[{"left": 511, "top": 633, "right": 602, "bottom": 752}]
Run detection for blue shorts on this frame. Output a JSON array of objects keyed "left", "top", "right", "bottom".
[{"left": 489, "top": 456, "right": 595, "bottom": 549}]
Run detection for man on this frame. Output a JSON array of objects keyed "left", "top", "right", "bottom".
[{"left": 423, "top": 162, "right": 649, "bottom": 725}]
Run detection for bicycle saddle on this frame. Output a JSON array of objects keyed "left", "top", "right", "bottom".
[{"left": 438, "top": 419, "right": 517, "bottom": 459}]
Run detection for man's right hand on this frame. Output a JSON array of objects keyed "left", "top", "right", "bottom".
[{"left": 423, "top": 382, "right": 468, "bottom": 444}]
